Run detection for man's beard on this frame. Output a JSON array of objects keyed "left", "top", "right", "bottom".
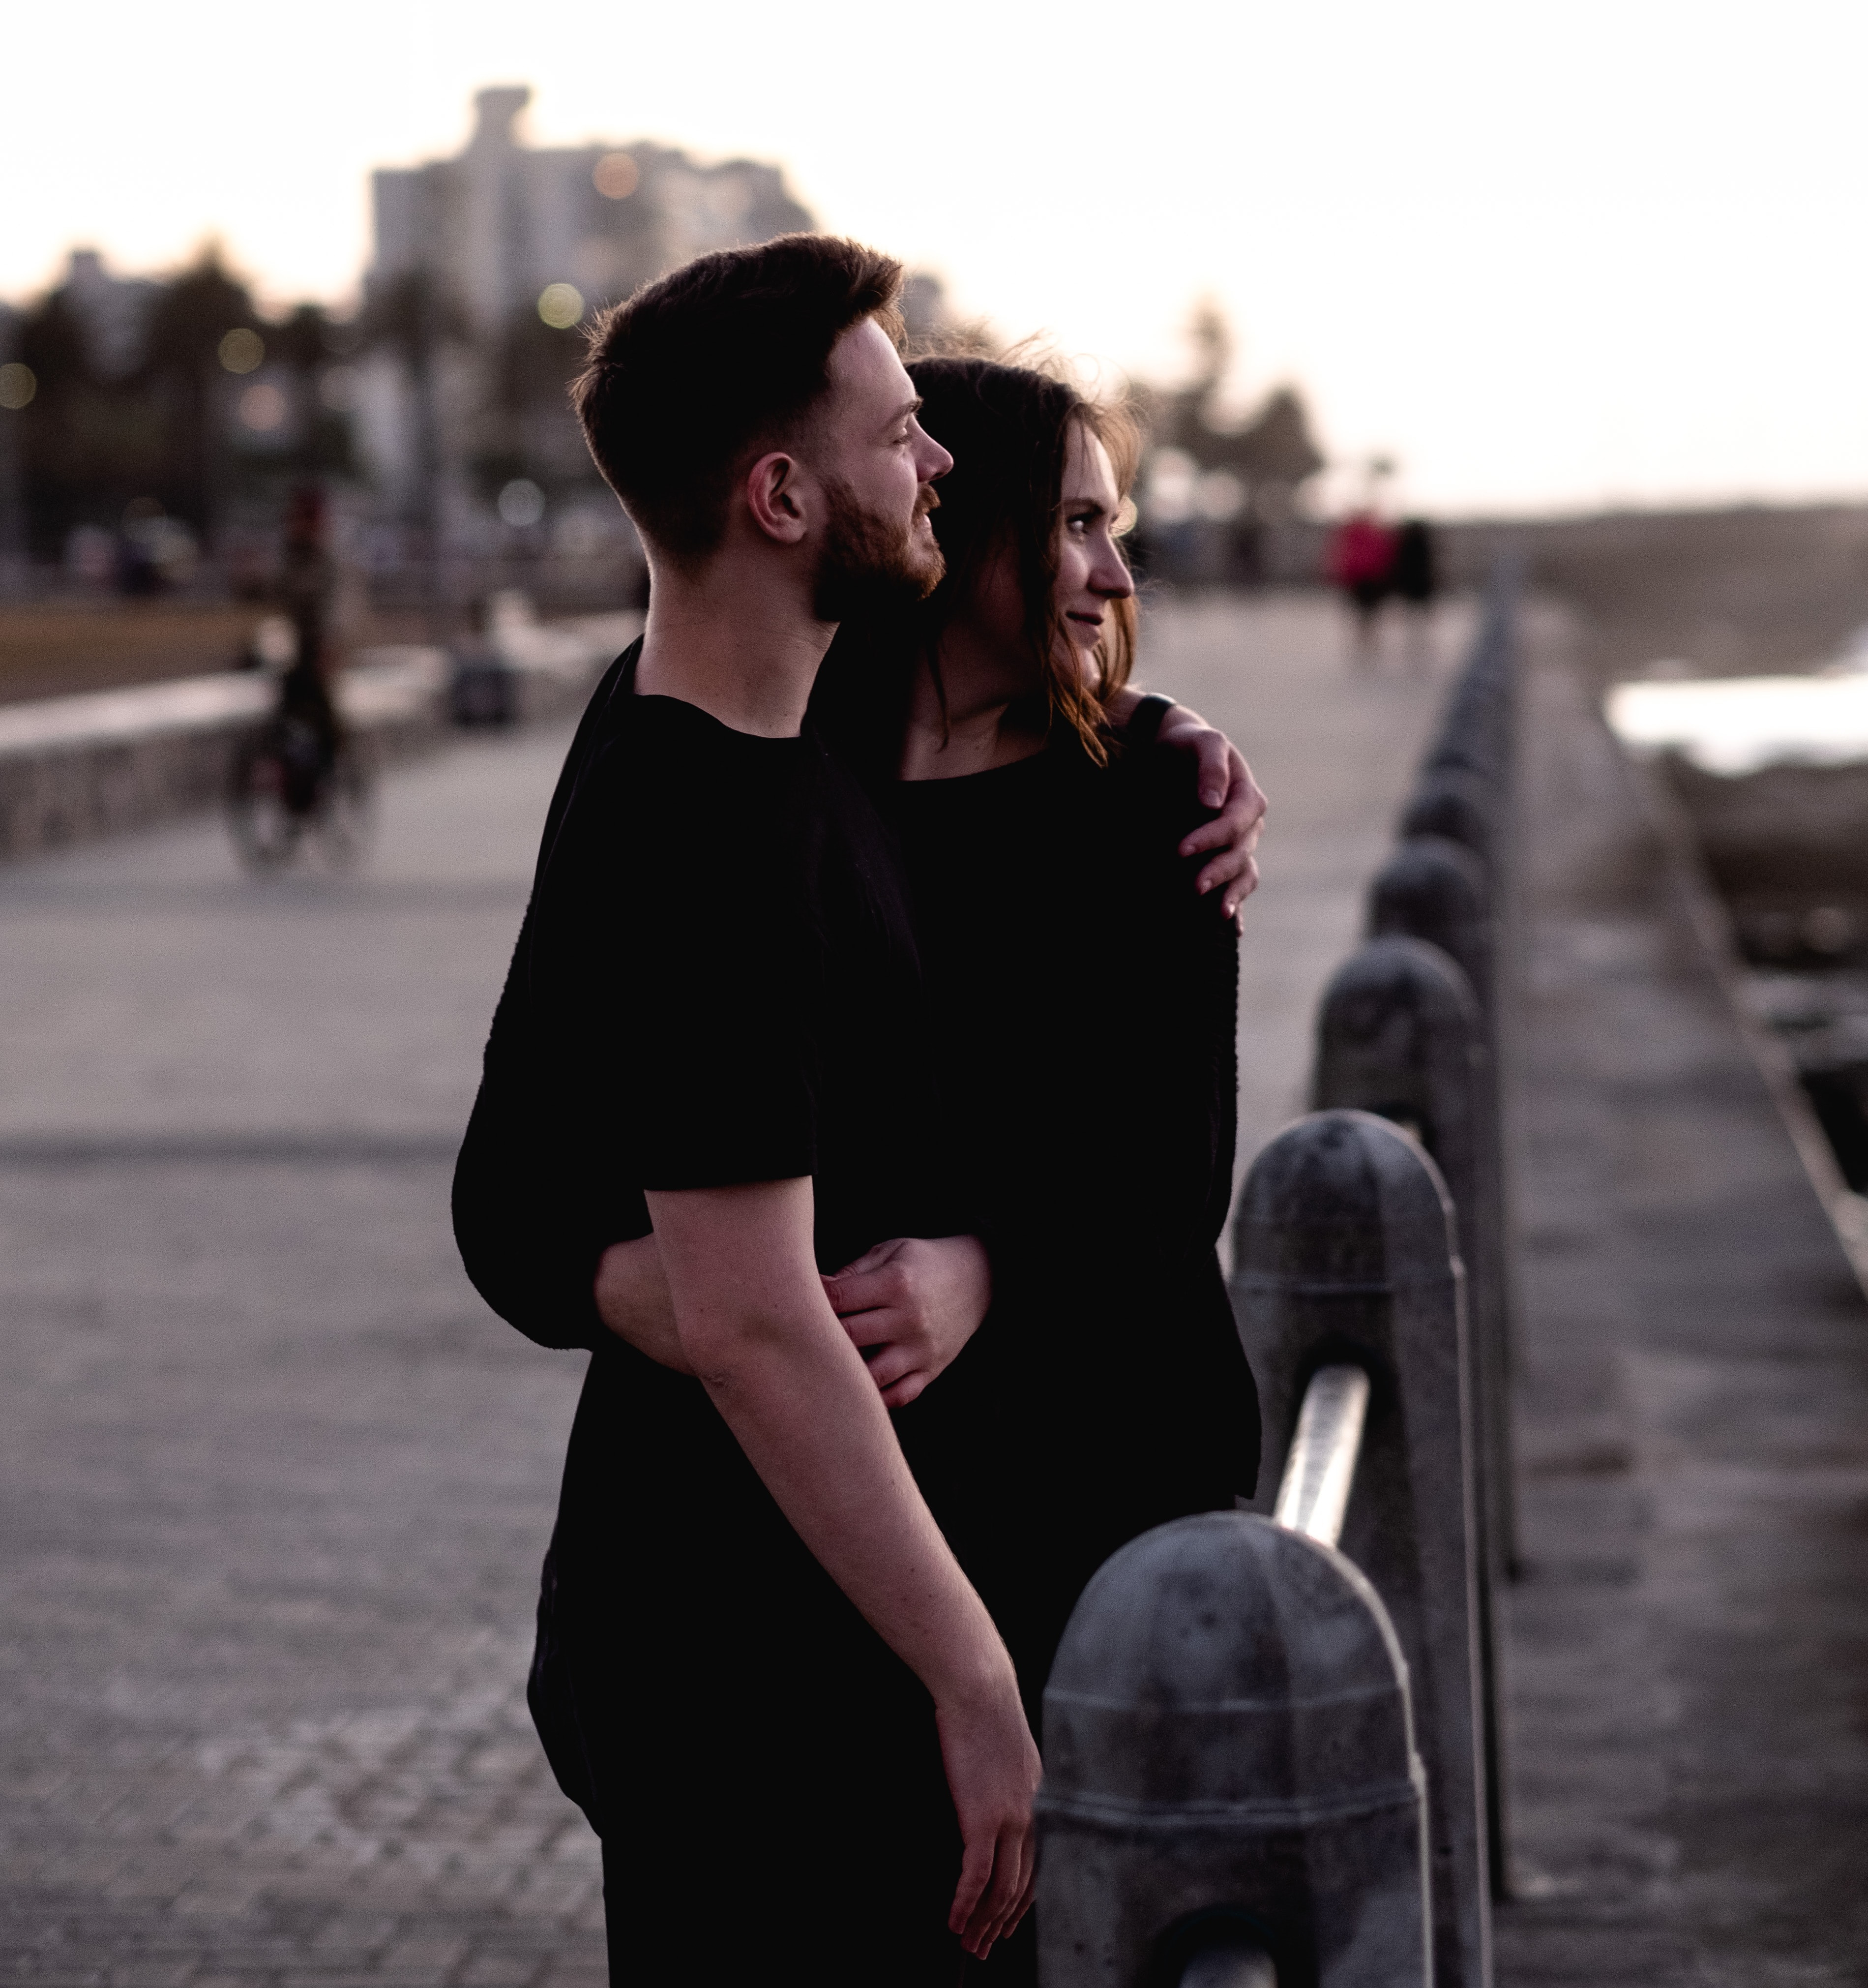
[{"left": 812, "top": 477, "right": 945, "bottom": 623}]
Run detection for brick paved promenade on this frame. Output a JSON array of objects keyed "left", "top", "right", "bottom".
[{"left": 0, "top": 596, "right": 1460, "bottom": 1987}]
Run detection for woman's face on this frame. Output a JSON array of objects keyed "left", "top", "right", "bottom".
[
  {"left": 1054, "top": 422, "right": 1135, "bottom": 671},
  {"left": 941, "top": 416, "right": 1136, "bottom": 706}
]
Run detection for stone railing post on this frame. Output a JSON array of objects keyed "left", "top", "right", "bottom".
[
  {"left": 1230, "top": 1110, "right": 1491, "bottom": 1988},
  {"left": 1036, "top": 1513, "right": 1429, "bottom": 1988},
  {"left": 1311, "top": 937, "right": 1514, "bottom": 1902}
]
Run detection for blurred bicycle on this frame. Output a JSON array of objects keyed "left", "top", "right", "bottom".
[
  {"left": 227, "top": 485, "right": 377, "bottom": 874},
  {"left": 226, "top": 695, "right": 376, "bottom": 873}
]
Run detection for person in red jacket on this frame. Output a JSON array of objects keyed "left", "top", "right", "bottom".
[{"left": 1327, "top": 508, "right": 1398, "bottom": 663}]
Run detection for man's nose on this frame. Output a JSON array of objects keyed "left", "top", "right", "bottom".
[{"left": 919, "top": 435, "right": 954, "bottom": 482}]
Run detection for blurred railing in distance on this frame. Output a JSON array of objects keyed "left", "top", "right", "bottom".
[
  {"left": 1316, "top": 564, "right": 1522, "bottom": 1898},
  {"left": 1038, "top": 584, "right": 1523, "bottom": 1987}
]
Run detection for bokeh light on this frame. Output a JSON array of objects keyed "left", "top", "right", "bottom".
[
  {"left": 593, "top": 152, "right": 638, "bottom": 200},
  {"left": 318, "top": 366, "right": 360, "bottom": 412},
  {"left": 497, "top": 478, "right": 547, "bottom": 528},
  {"left": 0, "top": 361, "right": 35, "bottom": 410},
  {"left": 238, "top": 381, "right": 287, "bottom": 430},
  {"left": 218, "top": 328, "right": 265, "bottom": 374},
  {"left": 536, "top": 283, "right": 584, "bottom": 330}
]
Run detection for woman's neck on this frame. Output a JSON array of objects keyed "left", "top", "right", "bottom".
[{"left": 896, "top": 640, "right": 1048, "bottom": 783}]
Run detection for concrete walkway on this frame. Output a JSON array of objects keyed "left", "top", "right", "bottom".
[
  {"left": 1142, "top": 592, "right": 1472, "bottom": 1222},
  {"left": 0, "top": 593, "right": 1464, "bottom": 1987},
  {"left": 1493, "top": 626, "right": 1868, "bottom": 1985},
  {"left": 0, "top": 731, "right": 609, "bottom": 1987}
]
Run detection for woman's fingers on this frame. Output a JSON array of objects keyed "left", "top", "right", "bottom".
[
  {"left": 831, "top": 1236, "right": 906, "bottom": 1279},
  {"left": 863, "top": 1345, "right": 917, "bottom": 1389},
  {"left": 824, "top": 1261, "right": 909, "bottom": 1320}
]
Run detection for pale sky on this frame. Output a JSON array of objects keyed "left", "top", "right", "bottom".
[{"left": 6, "top": 0, "right": 1866, "bottom": 515}]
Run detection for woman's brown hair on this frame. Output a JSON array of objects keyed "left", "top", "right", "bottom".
[{"left": 813, "top": 356, "right": 1139, "bottom": 771}]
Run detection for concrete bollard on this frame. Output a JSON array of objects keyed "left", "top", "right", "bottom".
[
  {"left": 1423, "top": 668, "right": 1510, "bottom": 791},
  {"left": 1367, "top": 836, "right": 1493, "bottom": 1024},
  {"left": 1366, "top": 836, "right": 1519, "bottom": 1584},
  {"left": 1230, "top": 1111, "right": 1490, "bottom": 1988},
  {"left": 1037, "top": 1511, "right": 1430, "bottom": 1988},
  {"left": 1397, "top": 766, "right": 1496, "bottom": 874},
  {"left": 1312, "top": 939, "right": 1514, "bottom": 1899}
]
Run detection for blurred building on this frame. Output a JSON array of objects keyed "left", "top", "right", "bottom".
[
  {"left": 58, "top": 250, "right": 163, "bottom": 381},
  {"left": 355, "top": 86, "right": 815, "bottom": 556}
]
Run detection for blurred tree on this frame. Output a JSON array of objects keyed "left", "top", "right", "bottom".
[
  {"left": 271, "top": 303, "right": 360, "bottom": 482},
  {"left": 11, "top": 248, "right": 362, "bottom": 573},
  {"left": 471, "top": 300, "right": 590, "bottom": 506},
  {"left": 137, "top": 248, "right": 263, "bottom": 534},
  {"left": 1184, "top": 297, "right": 1232, "bottom": 404},
  {"left": 361, "top": 266, "right": 467, "bottom": 559},
  {"left": 1147, "top": 301, "right": 1325, "bottom": 522}
]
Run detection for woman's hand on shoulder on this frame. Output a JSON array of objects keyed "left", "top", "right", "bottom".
[
  {"left": 1109, "top": 688, "right": 1266, "bottom": 919},
  {"left": 823, "top": 1234, "right": 993, "bottom": 1407}
]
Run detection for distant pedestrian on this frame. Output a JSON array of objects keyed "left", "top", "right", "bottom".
[
  {"left": 1392, "top": 517, "right": 1440, "bottom": 668},
  {"left": 1326, "top": 508, "right": 1397, "bottom": 663},
  {"left": 276, "top": 483, "right": 342, "bottom": 764}
]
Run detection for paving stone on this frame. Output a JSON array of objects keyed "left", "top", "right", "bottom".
[
  {"left": 0, "top": 723, "right": 611, "bottom": 1982},
  {"left": 0, "top": 600, "right": 1461, "bottom": 1985}
]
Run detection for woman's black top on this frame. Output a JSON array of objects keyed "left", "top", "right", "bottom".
[{"left": 886, "top": 732, "right": 1260, "bottom": 1727}]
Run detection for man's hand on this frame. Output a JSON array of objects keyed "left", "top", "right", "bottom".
[
  {"left": 1105, "top": 687, "right": 1267, "bottom": 918},
  {"left": 938, "top": 1671, "right": 1043, "bottom": 1958},
  {"left": 1153, "top": 702, "right": 1266, "bottom": 917},
  {"left": 823, "top": 1234, "right": 991, "bottom": 1407}
]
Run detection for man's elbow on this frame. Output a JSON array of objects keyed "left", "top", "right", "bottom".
[{"left": 674, "top": 1305, "right": 797, "bottom": 1389}]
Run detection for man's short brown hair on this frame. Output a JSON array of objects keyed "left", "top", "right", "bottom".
[{"left": 572, "top": 235, "right": 904, "bottom": 565}]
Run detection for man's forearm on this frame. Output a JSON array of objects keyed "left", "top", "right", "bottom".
[
  {"left": 648, "top": 1178, "right": 1039, "bottom": 1956},
  {"left": 647, "top": 1181, "right": 1011, "bottom": 1701}
]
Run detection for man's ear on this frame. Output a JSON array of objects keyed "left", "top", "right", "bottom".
[{"left": 744, "top": 451, "right": 811, "bottom": 546}]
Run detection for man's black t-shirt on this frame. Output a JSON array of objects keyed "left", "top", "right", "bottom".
[
  {"left": 453, "top": 639, "right": 947, "bottom": 1345},
  {"left": 452, "top": 645, "right": 964, "bottom": 1961},
  {"left": 451, "top": 642, "right": 967, "bottom": 1972}
]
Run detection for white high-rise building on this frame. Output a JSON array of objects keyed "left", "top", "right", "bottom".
[{"left": 356, "top": 86, "right": 815, "bottom": 542}]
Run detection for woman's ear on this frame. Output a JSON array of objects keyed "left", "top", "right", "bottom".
[{"left": 744, "top": 451, "right": 810, "bottom": 546}]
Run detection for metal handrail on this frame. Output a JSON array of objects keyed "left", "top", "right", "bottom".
[
  {"left": 1271, "top": 1363, "right": 1371, "bottom": 1548},
  {"left": 1180, "top": 1937, "right": 1278, "bottom": 1987}
]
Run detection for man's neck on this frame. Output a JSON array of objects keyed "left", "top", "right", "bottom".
[{"left": 636, "top": 559, "right": 833, "bottom": 738}]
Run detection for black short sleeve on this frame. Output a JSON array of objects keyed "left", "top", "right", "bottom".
[
  {"left": 529, "top": 693, "right": 821, "bottom": 1195},
  {"left": 455, "top": 644, "right": 942, "bottom": 1349}
]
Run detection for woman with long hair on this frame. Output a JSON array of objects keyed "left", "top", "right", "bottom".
[{"left": 817, "top": 356, "right": 1258, "bottom": 1754}]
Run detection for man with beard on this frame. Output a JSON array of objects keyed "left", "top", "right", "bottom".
[{"left": 451, "top": 238, "right": 1039, "bottom": 1983}]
